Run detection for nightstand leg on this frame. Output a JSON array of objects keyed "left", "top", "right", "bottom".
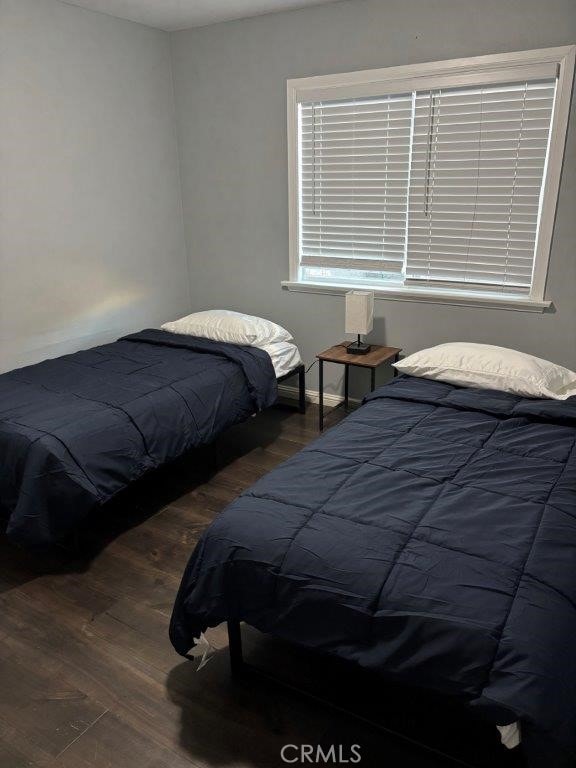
[
  {"left": 319, "top": 360, "right": 324, "bottom": 431},
  {"left": 344, "top": 364, "right": 349, "bottom": 410},
  {"left": 298, "top": 364, "right": 306, "bottom": 414},
  {"left": 371, "top": 368, "right": 376, "bottom": 392}
]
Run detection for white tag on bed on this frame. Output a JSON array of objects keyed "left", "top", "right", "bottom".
[
  {"left": 497, "top": 722, "right": 521, "bottom": 749},
  {"left": 189, "top": 632, "right": 217, "bottom": 671}
]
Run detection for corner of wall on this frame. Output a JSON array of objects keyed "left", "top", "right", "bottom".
[{"left": 168, "top": 31, "right": 194, "bottom": 315}]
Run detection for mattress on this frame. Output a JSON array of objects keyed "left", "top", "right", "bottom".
[
  {"left": 170, "top": 374, "right": 576, "bottom": 759},
  {"left": 261, "top": 341, "right": 302, "bottom": 378}
]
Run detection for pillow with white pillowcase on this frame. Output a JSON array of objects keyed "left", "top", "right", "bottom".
[
  {"left": 393, "top": 342, "right": 576, "bottom": 400},
  {"left": 161, "top": 309, "right": 293, "bottom": 347}
]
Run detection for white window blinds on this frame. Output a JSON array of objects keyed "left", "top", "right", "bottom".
[
  {"left": 297, "top": 76, "right": 557, "bottom": 295},
  {"left": 405, "top": 80, "right": 556, "bottom": 294},
  {"left": 300, "top": 94, "right": 413, "bottom": 274}
]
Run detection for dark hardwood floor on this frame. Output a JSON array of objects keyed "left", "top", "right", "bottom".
[{"left": 0, "top": 402, "right": 524, "bottom": 768}]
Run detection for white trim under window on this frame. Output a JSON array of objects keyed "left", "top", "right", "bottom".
[{"left": 285, "top": 47, "right": 575, "bottom": 311}]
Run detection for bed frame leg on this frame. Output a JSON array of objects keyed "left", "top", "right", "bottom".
[
  {"left": 298, "top": 365, "right": 306, "bottom": 414},
  {"left": 227, "top": 620, "right": 244, "bottom": 677}
]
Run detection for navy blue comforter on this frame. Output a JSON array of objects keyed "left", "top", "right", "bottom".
[
  {"left": 0, "top": 329, "right": 277, "bottom": 548},
  {"left": 170, "top": 375, "right": 576, "bottom": 753}
]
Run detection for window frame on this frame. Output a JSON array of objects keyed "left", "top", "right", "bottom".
[{"left": 285, "top": 46, "right": 575, "bottom": 312}]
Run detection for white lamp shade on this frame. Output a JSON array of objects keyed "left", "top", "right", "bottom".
[{"left": 345, "top": 290, "right": 374, "bottom": 336}]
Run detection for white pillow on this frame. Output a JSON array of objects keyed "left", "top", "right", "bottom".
[
  {"left": 161, "top": 310, "right": 293, "bottom": 347},
  {"left": 393, "top": 343, "right": 576, "bottom": 401}
]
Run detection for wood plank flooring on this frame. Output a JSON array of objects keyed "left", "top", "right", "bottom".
[{"left": 0, "top": 402, "right": 525, "bottom": 768}]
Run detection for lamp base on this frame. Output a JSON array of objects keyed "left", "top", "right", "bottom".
[{"left": 347, "top": 340, "right": 371, "bottom": 355}]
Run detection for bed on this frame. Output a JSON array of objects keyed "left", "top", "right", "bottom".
[
  {"left": 170, "top": 373, "right": 576, "bottom": 765},
  {"left": 0, "top": 327, "right": 304, "bottom": 549}
]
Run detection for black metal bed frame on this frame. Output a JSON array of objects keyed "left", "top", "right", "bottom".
[
  {"left": 226, "top": 622, "right": 576, "bottom": 767},
  {"left": 225, "top": 620, "right": 478, "bottom": 767},
  {"left": 276, "top": 363, "right": 306, "bottom": 414}
]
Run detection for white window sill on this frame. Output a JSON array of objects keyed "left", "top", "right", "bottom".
[{"left": 281, "top": 281, "right": 552, "bottom": 313}]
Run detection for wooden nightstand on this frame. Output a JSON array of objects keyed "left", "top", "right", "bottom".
[{"left": 316, "top": 343, "right": 402, "bottom": 431}]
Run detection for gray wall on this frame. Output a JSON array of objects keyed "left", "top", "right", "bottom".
[
  {"left": 171, "top": 0, "right": 576, "bottom": 398},
  {"left": 0, "top": 0, "right": 190, "bottom": 372}
]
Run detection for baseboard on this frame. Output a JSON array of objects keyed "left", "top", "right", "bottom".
[{"left": 277, "top": 384, "right": 361, "bottom": 407}]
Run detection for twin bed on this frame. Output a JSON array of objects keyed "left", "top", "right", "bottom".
[
  {"left": 0, "top": 323, "right": 304, "bottom": 548},
  {"left": 2, "top": 321, "right": 576, "bottom": 765},
  {"left": 169, "top": 349, "right": 576, "bottom": 767}
]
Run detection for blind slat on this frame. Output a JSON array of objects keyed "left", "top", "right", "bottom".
[{"left": 301, "top": 255, "right": 404, "bottom": 271}]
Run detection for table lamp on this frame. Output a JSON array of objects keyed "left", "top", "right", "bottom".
[{"left": 345, "top": 290, "right": 374, "bottom": 355}]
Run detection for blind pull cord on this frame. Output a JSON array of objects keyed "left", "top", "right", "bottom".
[{"left": 423, "top": 91, "right": 437, "bottom": 218}]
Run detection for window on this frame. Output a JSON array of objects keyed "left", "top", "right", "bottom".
[{"left": 286, "top": 47, "right": 575, "bottom": 311}]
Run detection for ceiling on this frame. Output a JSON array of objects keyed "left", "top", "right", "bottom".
[{"left": 60, "top": 0, "right": 339, "bottom": 31}]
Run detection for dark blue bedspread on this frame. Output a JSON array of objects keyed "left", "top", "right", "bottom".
[
  {"left": 170, "top": 375, "right": 576, "bottom": 754},
  {"left": 0, "top": 329, "right": 277, "bottom": 548}
]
